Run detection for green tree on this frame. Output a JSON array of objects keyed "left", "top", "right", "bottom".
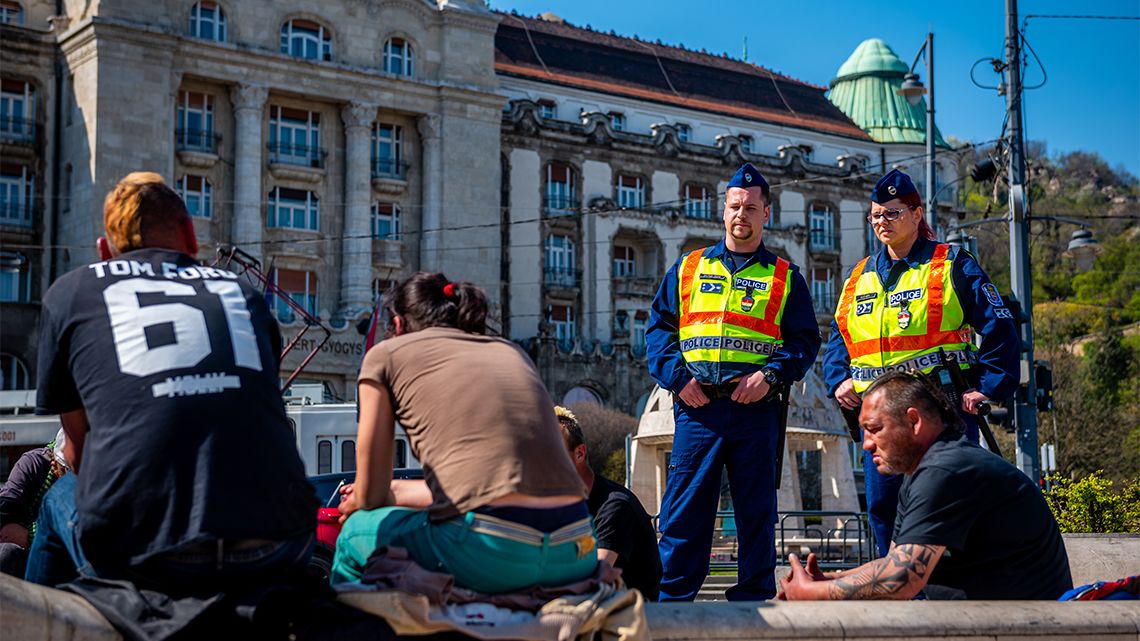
[
  {"left": 1071, "top": 229, "right": 1140, "bottom": 323},
  {"left": 1044, "top": 471, "right": 1139, "bottom": 533}
]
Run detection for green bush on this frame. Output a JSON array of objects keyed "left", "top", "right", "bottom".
[{"left": 1043, "top": 471, "right": 1140, "bottom": 533}]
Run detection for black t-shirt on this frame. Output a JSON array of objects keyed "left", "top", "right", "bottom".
[
  {"left": 587, "top": 474, "right": 662, "bottom": 601},
  {"left": 36, "top": 249, "right": 316, "bottom": 572},
  {"left": 893, "top": 431, "right": 1072, "bottom": 600}
]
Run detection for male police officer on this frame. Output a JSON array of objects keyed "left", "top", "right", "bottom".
[
  {"left": 822, "top": 169, "right": 1019, "bottom": 557},
  {"left": 647, "top": 163, "right": 821, "bottom": 601}
]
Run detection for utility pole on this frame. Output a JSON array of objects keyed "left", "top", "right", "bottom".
[
  {"left": 1005, "top": 0, "right": 1040, "bottom": 481},
  {"left": 924, "top": 31, "right": 936, "bottom": 231}
]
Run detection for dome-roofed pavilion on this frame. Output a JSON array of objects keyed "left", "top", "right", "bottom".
[{"left": 828, "top": 38, "right": 947, "bottom": 147}]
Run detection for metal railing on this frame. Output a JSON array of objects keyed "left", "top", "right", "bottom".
[
  {"left": 698, "top": 509, "right": 873, "bottom": 572},
  {"left": 0, "top": 203, "right": 33, "bottom": 227},
  {"left": 543, "top": 195, "right": 579, "bottom": 217},
  {"left": 809, "top": 230, "right": 841, "bottom": 252},
  {"left": 372, "top": 159, "right": 409, "bottom": 180},
  {"left": 812, "top": 292, "right": 838, "bottom": 315},
  {"left": 175, "top": 128, "right": 220, "bottom": 153},
  {"left": 543, "top": 266, "right": 581, "bottom": 289},
  {"left": 267, "top": 142, "right": 327, "bottom": 169},
  {"left": 0, "top": 117, "right": 35, "bottom": 142}
]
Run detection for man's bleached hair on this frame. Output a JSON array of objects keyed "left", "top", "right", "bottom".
[{"left": 555, "top": 405, "right": 586, "bottom": 450}]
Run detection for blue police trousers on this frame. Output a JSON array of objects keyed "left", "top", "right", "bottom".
[
  {"left": 863, "top": 412, "right": 980, "bottom": 557},
  {"left": 658, "top": 397, "right": 780, "bottom": 601}
]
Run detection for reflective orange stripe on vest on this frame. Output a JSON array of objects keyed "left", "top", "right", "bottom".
[
  {"left": 678, "top": 251, "right": 789, "bottom": 340},
  {"left": 838, "top": 244, "right": 964, "bottom": 358}
]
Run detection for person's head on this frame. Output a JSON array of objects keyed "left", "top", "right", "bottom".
[
  {"left": 382, "top": 271, "right": 488, "bottom": 338},
  {"left": 722, "top": 162, "right": 771, "bottom": 252},
  {"left": 98, "top": 172, "right": 198, "bottom": 260},
  {"left": 867, "top": 169, "right": 935, "bottom": 251},
  {"left": 859, "top": 371, "right": 959, "bottom": 475},
  {"left": 555, "top": 405, "right": 590, "bottom": 476}
]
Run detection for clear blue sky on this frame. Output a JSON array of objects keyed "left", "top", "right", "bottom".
[{"left": 492, "top": 0, "right": 1140, "bottom": 178}]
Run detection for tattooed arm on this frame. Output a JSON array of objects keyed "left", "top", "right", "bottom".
[{"left": 779, "top": 544, "right": 945, "bottom": 600}]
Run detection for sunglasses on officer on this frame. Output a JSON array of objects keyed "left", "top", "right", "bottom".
[{"left": 867, "top": 206, "right": 914, "bottom": 224}]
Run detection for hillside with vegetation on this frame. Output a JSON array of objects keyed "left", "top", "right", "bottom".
[{"left": 953, "top": 144, "right": 1140, "bottom": 486}]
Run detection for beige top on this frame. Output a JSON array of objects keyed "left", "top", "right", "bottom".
[{"left": 358, "top": 327, "right": 585, "bottom": 520}]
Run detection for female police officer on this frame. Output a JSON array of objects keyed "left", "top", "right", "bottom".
[{"left": 822, "top": 169, "right": 1019, "bottom": 557}]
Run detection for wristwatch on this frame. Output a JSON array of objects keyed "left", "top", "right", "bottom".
[{"left": 761, "top": 368, "right": 780, "bottom": 386}]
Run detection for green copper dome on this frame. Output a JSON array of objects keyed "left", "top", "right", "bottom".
[{"left": 828, "top": 38, "right": 947, "bottom": 147}]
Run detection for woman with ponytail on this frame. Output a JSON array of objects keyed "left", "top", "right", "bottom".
[
  {"left": 333, "top": 272, "right": 597, "bottom": 593},
  {"left": 821, "top": 169, "right": 1019, "bottom": 558}
]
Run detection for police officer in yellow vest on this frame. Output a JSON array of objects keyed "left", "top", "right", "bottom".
[
  {"left": 647, "top": 163, "right": 821, "bottom": 601},
  {"left": 822, "top": 169, "right": 1020, "bottom": 558}
]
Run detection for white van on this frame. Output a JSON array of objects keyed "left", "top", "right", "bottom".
[{"left": 286, "top": 402, "right": 419, "bottom": 477}]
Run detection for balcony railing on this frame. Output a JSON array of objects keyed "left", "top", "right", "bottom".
[
  {"left": 543, "top": 266, "right": 581, "bottom": 289},
  {"left": 0, "top": 117, "right": 35, "bottom": 143},
  {"left": 175, "top": 128, "right": 220, "bottom": 153},
  {"left": 0, "top": 202, "right": 33, "bottom": 227},
  {"left": 543, "top": 195, "right": 579, "bottom": 217},
  {"left": 809, "top": 231, "right": 840, "bottom": 252},
  {"left": 372, "top": 159, "right": 409, "bottom": 180},
  {"left": 268, "top": 143, "right": 326, "bottom": 169},
  {"left": 812, "top": 292, "right": 838, "bottom": 316}
]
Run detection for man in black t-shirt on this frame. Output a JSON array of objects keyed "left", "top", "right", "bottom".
[
  {"left": 556, "top": 407, "right": 661, "bottom": 601},
  {"left": 779, "top": 371, "right": 1071, "bottom": 601},
  {"left": 25, "top": 173, "right": 316, "bottom": 595}
]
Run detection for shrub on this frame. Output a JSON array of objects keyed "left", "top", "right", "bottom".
[
  {"left": 1044, "top": 471, "right": 1140, "bottom": 533},
  {"left": 568, "top": 402, "right": 637, "bottom": 478}
]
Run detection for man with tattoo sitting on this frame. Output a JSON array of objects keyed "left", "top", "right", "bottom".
[{"left": 779, "top": 371, "right": 1072, "bottom": 600}]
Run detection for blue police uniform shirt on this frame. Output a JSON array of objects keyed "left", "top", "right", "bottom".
[
  {"left": 821, "top": 236, "right": 1020, "bottom": 400},
  {"left": 647, "top": 240, "right": 822, "bottom": 392},
  {"left": 36, "top": 248, "right": 317, "bottom": 573}
]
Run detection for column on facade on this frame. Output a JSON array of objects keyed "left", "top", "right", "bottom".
[
  {"left": 339, "top": 101, "right": 378, "bottom": 317},
  {"left": 417, "top": 113, "right": 442, "bottom": 269},
  {"left": 229, "top": 84, "right": 268, "bottom": 263}
]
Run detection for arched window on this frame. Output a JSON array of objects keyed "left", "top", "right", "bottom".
[
  {"left": 0, "top": 1, "right": 24, "bottom": 25},
  {"left": 562, "top": 386, "right": 601, "bottom": 407},
  {"left": 0, "top": 353, "right": 30, "bottom": 390},
  {"left": 317, "top": 439, "right": 332, "bottom": 474},
  {"left": 340, "top": 440, "right": 356, "bottom": 472},
  {"left": 189, "top": 2, "right": 226, "bottom": 42},
  {"left": 281, "top": 19, "right": 332, "bottom": 61},
  {"left": 383, "top": 38, "right": 414, "bottom": 77}
]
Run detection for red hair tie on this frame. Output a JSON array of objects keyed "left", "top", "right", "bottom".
[{"left": 443, "top": 283, "right": 457, "bottom": 299}]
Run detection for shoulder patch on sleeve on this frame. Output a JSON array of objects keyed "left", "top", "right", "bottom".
[{"left": 981, "top": 283, "right": 1003, "bottom": 307}]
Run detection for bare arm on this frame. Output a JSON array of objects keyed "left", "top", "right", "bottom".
[
  {"left": 390, "top": 479, "right": 432, "bottom": 509},
  {"left": 59, "top": 409, "right": 89, "bottom": 473},
  {"left": 781, "top": 544, "right": 944, "bottom": 600},
  {"left": 340, "top": 381, "right": 396, "bottom": 522},
  {"left": 597, "top": 549, "right": 620, "bottom": 566}
]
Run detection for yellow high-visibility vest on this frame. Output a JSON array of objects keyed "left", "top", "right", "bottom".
[
  {"left": 835, "top": 244, "right": 976, "bottom": 393},
  {"left": 677, "top": 250, "right": 790, "bottom": 371}
]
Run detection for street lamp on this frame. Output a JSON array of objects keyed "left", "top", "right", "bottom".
[{"left": 896, "top": 32, "right": 936, "bottom": 231}]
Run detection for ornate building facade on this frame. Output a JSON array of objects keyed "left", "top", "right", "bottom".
[{"left": 0, "top": 0, "right": 502, "bottom": 400}]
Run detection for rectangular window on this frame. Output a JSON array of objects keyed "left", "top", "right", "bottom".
[
  {"left": 684, "top": 184, "right": 713, "bottom": 219},
  {"left": 632, "top": 310, "right": 648, "bottom": 349},
  {"left": 0, "top": 79, "right": 34, "bottom": 142},
  {"left": 267, "top": 187, "right": 319, "bottom": 231},
  {"left": 0, "top": 164, "right": 33, "bottom": 227},
  {"left": 544, "top": 234, "right": 576, "bottom": 288},
  {"left": 0, "top": 0, "right": 24, "bottom": 25},
  {"left": 371, "top": 122, "right": 404, "bottom": 178},
  {"left": 608, "top": 112, "right": 625, "bottom": 132},
  {"left": 0, "top": 251, "right": 31, "bottom": 303},
  {"left": 617, "top": 174, "right": 644, "bottom": 210},
  {"left": 275, "top": 268, "right": 319, "bottom": 322},
  {"left": 537, "top": 99, "right": 557, "bottom": 120},
  {"left": 613, "top": 245, "right": 636, "bottom": 278},
  {"left": 550, "top": 304, "right": 576, "bottom": 343},
  {"left": 371, "top": 202, "right": 401, "bottom": 240},
  {"left": 810, "top": 204, "right": 835, "bottom": 251},
  {"left": 544, "top": 162, "right": 576, "bottom": 215},
  {"left": 811, "top": 268, "right": 835, "bottom": 315},
  {"left": 675, "top": 123, "right": 691, "bottom": 142},
  {"left": 269, "top": 105, "right": 322, "bottom": 168},
  {"left": 189, "top": 1, "right": 226, "bottom": 42},
  {"left": 739, "top": 135, "right": 753, "bottom": 153},
  {"left": 176, "top": 175, "right": 212, "bottom": 218},
  {"left": 176, "top": 91, "right": 215, "bottom": 152}
]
